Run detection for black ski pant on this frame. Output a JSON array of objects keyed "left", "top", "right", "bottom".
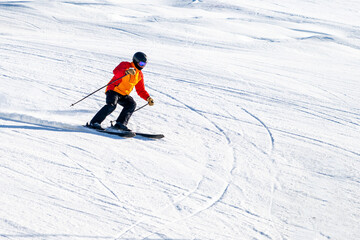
[{"left": 90, "top": 90, "right": 136, "bottom": 126}]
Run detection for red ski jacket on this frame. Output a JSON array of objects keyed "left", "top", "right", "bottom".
[{"left": 106, "top": 62, "right": 150, "bottom": 100}]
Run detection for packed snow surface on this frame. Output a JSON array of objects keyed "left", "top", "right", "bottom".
[{"left": 1, "top": 0, "right": 360, "bottom": 239}]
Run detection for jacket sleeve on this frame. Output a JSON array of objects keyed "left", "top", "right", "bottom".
[
  {"left": 135, "top": 72, "right": 150, "bottom": 100},
  {"left": 113, "top": 62, "right": 129, "bottom": 78}
]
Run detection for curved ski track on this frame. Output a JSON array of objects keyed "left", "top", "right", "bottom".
[
  {"left": 114, "top": 86, "right": 238, "bottom": 239},
  {"left": 117, "top": 79, "right": 287, "bottom": 239}
]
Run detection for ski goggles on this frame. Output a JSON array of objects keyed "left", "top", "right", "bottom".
[{"left": 138, "top": 61, "right": 147, "bottom": 67}]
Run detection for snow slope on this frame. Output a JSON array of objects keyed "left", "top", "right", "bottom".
[{"left": 1, "top": 0, "right": 360, "bottom": 239}]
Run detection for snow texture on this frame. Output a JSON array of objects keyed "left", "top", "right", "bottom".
[{"left": 1, "top": 0, "right": 359, "bottom": 239}]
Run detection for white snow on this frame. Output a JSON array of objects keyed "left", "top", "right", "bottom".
[{"left": 1, "top": 0, "right": 359, "bottom": 239}]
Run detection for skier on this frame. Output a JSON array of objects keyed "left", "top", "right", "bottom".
[{"left": 88, "top": 52, "right": 154, "bottom": 131}]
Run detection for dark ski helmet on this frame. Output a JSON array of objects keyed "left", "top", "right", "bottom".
[{"left": 133, "top": 52, "right": 147, "bottom": 70}]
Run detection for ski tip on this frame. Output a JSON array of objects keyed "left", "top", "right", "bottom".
[{"left": 135, "top": 133, "right": 164, "bottom": 139}]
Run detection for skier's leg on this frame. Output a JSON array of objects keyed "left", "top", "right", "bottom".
[
  {"left": 90, "top": 91, "right": 119, "bottom": 124},
  {"left": 116, "top": 95, "right": 136, "bottom": 126}
]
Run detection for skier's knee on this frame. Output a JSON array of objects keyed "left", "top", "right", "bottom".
[
  {"left": 106, "top": 103, "right": 117, "bottom": 112},
  {"left": 132, "top": 101, "right": 137, "bottom": 111},
  {"left": 126, "top": 99, "right": 136, "bottom": 111}
]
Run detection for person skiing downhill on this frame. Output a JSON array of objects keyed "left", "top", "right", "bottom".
[{"left": 88, "top": 52, "right": 154, "bottom": 131}]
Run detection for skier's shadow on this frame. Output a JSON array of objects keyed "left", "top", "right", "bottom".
[
  {"left": 0, "top": 122, "right": 155, "bottom": 141},
  {"left": 0, "top": 124, "right": 69, "bottom": 132}
]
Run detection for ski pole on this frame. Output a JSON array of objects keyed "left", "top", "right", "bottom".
[
  {"left": 70, "top": 73, "right": 128, "bottom": 107},
  {"left": 134, "top": 103, "right": 149, "bottom": 112}
]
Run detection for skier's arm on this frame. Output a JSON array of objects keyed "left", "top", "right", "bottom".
[
  {"left": 113, "top": 62, "right": 130, "bottom": 78},
  {"left": 135, "top": 73, "right": 150, "bottom": 101}
]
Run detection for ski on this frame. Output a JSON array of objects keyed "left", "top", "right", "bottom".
[
  {"left": 108, "top": 122, "right": 164, "bottom": 139},
  {"left": 134, "top": 132, "right": 165, "bottom": 139},
  {"left": 84, "top": 123, "right": 136, "bottom": 138},
  {"left": 84, "top": 123, "right": 164, "bottom": 139}
]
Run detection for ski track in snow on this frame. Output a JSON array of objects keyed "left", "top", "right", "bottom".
[
  {"left": 1, "top": 0, "right": 360, "bottom": 239},
  {"left": 112, "top": 85, "right": 240, "bottom": 239}
]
